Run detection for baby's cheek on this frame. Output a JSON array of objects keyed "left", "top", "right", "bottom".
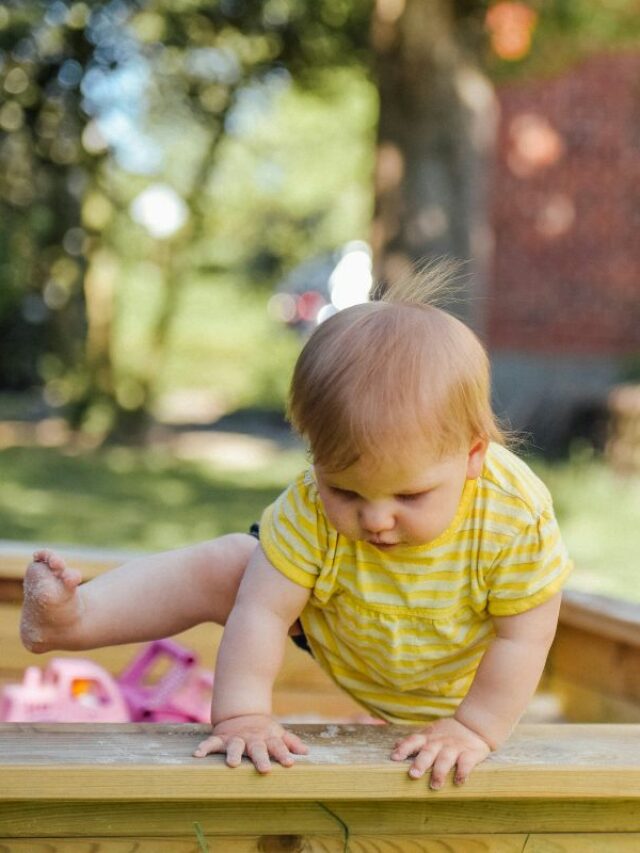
[
  {"left": 335, "top": 515, "right": 358, "bottom": 537},
  {"left": 324, "top": 504, "right": 352, "bottom": 535}
]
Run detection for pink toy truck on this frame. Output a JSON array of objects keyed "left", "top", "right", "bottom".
[
  {"left": 117, "top": 638, "right": 213, "bottom": 723},
  {"left": 0, "top": 658, "right": 130, "bottom": 723}
]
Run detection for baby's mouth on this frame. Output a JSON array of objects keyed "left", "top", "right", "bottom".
[{"left": 368, "top": 539, "right": 398, "bottom": 549}]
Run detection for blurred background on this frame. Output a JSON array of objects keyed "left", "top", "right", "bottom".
[{"left": 1, "top": 0, "right": 639, "bottom": 601}]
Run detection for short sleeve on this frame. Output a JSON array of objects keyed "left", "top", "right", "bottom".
[
  {"left": 259, "top": 472, "right": 327, "bottom": 590},
  {"left": 486, "top": 507, "right": 573, "bottom": 616}
]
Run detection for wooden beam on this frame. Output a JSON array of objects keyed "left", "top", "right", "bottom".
[
  {"left": 1, "top": 833, "right": 639, "bottom": 851},
  {"left": 0, "top": 837, "right": 533, "bottom": 851},
  {"left": 560, "top": 589, "right": 640, "bottom": 647},
  {"left": 549, "top": 590, "right": 640, "bottom": 722},
  {"left": 1, "top": 724, "right": 640, "bottom": 846},
  {"left": 1, "top": 723, "right": 640, "bottom": 801},
  {"left": 524, "top": 836, "right": 640, "bottom": 852},
  {"left": 0, "top": 540, "right": 130, "bottom": 591},
  {"left": 3, "top": 799, "right": 640, "bottom": 837}
]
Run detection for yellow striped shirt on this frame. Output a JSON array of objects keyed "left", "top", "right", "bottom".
[{"left": 260, "top": 443, "right": 572, "bottom": 723}]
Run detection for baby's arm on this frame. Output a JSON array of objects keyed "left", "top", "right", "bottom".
[
  {"left": 453, "top": 591, "right": 561, "bottom": 748},
  {"left": 392, "top": 592, "right": 561, "bottom": 787},
  {"left": 194, "top": 544, "right": 311, "bottom": 772}
]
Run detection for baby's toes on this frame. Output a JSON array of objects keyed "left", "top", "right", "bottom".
[
  {"left": 48, "top": 556, "right": 68, "bottom": 576},
  {"left": 60, "top": 567, "right": 82, "bottom": 589},
  {"left": 23, "top": 559, "right": 76, "bottom": 606},
  {"left": 33, "top": 549, "right": 67, "bottom": 574},
  {"left": 32, "top": 548, "right": 54, "bottom": 564}
]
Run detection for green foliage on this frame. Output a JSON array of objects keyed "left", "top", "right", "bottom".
[
  {"left": 0, "top": 0, "right": 374, "bottom": 430},
  {"left": 204, "top": 67, "right": 377, "bottom": 269},
  {"left": 0, "top": 2, "right": 93, "bottom": 389}
]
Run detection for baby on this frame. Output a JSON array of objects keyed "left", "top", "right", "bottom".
[{"left": 21, "top": 267, "right": 572, "bottom": 788}]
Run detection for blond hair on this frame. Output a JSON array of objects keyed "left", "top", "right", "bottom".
[{"left": 288, "top": 261, "right": 505, "bottom": 470}]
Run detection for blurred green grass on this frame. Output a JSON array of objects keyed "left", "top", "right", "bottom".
[
  {"left": 528, "top": 453, "right": 640, "bottom": 603},
  {"left": 1, "top": 443, "right": 638, "bottom": 603},
  {"left": 0, "top": 443, "right": 306, "bottom": 553}
]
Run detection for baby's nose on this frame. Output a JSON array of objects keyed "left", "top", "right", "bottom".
[{"left": 359, "top": 503, "right": 395, "bottom": 533}]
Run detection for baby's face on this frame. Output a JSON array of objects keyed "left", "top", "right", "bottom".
[{"left": 314, "top": 439, "right": 487, "bottom": 549}]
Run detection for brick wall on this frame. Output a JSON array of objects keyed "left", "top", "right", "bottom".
[{"left": 488, "top": 53, "right": 640, "bottom": 356}]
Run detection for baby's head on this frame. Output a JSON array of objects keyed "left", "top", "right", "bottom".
[{"left": 288, "top": 264, "right": 504, "bottom": 474}]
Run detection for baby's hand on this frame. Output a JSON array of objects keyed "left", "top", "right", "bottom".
[
  {"left": 193, "top": 714, "right": 308, "bottom": 774},
  {"left": 391, "top": 717, "right": 491, "bottom": 788}
]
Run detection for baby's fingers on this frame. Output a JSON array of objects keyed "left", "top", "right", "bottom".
[
  {"left": 391, "top": 733, "right": 426, "bottom": 761},
  {"left": 246, "top": 741, "right": 272, "bottom": 774},
  {"left": 283, "top": 730, "right": 308, "bottom": 755},
  {"left": 193, "top": 734, "right": 247, "bottom": 768},
  {"left": 407, "top": 746, "right": 439, "bottom": 780},
  {"left": 427, "top": 747, "right": 459, "bottom": 789},
  {"left": 225, "top": 736, "right": 247, "bottom": 768},
  {"left": 265, "top": 738, "right": 294, "bottom": 769},
  {"left": 454, "top": 749, "right": 484, "bottom": 785},
  {"left": 193, "top": 734, "right": 225, "bottom": 758}
]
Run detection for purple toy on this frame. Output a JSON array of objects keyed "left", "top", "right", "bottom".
[{"left": 117, "top": 638, "right": 214, "bottom": 723}]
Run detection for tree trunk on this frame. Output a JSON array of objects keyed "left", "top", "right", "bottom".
[{"left": 370, "top": 0, "right": 496, "bottom": 333}]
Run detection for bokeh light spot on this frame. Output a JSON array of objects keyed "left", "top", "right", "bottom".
[{"left": 486, "top": 2, "right": 538, "bottom": 61}]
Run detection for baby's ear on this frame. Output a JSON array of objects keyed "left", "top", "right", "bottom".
[{"left": 466, "top": 437, "right": 488, "bottom": 479}]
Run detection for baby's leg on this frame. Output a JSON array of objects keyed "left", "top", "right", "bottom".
[{"left": 21, "top": 534, "right": 257, "bottom": 653}]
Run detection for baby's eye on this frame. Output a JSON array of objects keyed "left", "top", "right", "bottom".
[
  {"left": 396, "top": 492, "right": 428, "bottom": 502},
  {"left": 331, "top": 487, "right": 358, "bottom": 500}
]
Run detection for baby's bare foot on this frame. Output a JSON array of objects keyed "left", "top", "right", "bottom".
[{"left": 20, "top": 550, "right": 84, "bottom": 652}]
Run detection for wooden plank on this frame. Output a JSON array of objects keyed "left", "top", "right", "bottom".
[
  {"left": 548, "top": 623, "right": 640, "bottom": 705},
  {"left": 1, "top": 724, "right": 640, "bottom": 801},
  {"left": 0, "top": 578, "right": 22, "bottom": 604},
  {"left": 0, "top": 844, "right": 208, "bottom": 853},
  {"left": 0, "top": 844, "right": 215, "bottom": 852},
  {"left": 5, "top": 762, "right": 638, "bottom": 802},
  {"left": 0, "top": 837, "right": 531, "bottom": 852},
  {"left": 0, "top": 843, "right": 208, "bottom": 852},
  {"left": 3, "top": 800, "right": 640, "bottom": 838},
  {"left": 5, "top": 836, "right": 639, "bottom": 853},
  {"left": 560, "top": 589, "right": 640, "bottom": 648},
  {"left": 524, "top": 835, "right": 640, "bottom": 852},
  {"left": 0, "top": 540, "right": 130, "bottom": 585},
  {"left": 549, "top": 678, "right": 640, "bottom": 724}
]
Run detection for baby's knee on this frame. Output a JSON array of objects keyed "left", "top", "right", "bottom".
[
  {"left": 198, "top": 532, "right": 257, "bottom": 589},
  {"left": 190, "top": 533, "right": 258, "bottom": 622},
  {"left": 218, "top": 531, "right": 259, "bottom": 567}
]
